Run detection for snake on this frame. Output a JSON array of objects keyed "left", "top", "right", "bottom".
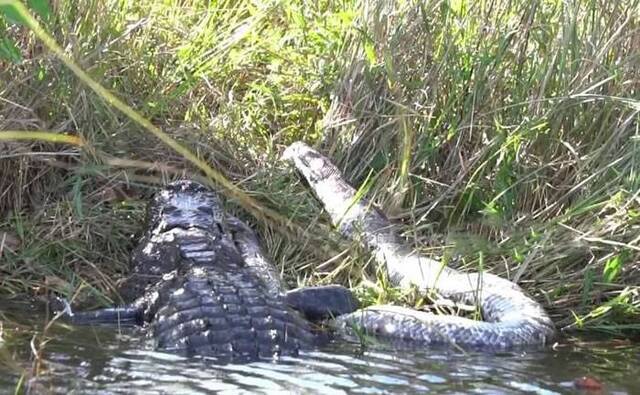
[{"left": 283, "top": 142, "right": 556, "bottom": 349}]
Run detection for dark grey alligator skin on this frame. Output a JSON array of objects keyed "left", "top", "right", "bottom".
[{"left": 67, "top": 180, "right": 356, "bottom": 362}]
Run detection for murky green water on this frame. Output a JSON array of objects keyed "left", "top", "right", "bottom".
[{"left": 1, "top": 300, "right": 638, "bottom": 394}]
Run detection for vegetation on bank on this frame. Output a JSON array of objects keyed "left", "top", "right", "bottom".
[{"left": 1, "top": 0, "right": 639, "bottom": 336}]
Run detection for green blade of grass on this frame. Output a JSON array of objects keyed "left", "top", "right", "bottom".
[{"left": 0, "top": 131, "right": 84, "bottom": 146}]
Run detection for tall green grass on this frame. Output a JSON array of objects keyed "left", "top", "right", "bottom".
[
  {"left": 0, "top": 0, "right": 638, "bottom": 335},
  {"left": 322, "top": 0, "right": 640, "bottom": 332}
]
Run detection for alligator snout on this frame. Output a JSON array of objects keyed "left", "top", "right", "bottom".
[{"left": 150, "top": 180, "right": 225, "bottom": 233}]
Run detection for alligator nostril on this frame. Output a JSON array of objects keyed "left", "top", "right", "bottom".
[{"left": 163, "top": 206, "right": 180, "bottom": 216}]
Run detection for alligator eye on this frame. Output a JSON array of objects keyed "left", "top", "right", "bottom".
[{"left": 198, "top": 206, "right": 214, "bottom": 216}]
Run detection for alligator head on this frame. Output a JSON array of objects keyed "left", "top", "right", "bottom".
[{"left": 146, "top": 180, "right": 225, "bottom": 235}]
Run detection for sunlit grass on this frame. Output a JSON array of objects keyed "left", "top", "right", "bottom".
[{"left": 0, "top": 131, "right": 84, "bottom": 146}]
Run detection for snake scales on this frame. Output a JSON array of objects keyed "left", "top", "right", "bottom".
[{"left": 283, "top": 142, "right": 555, "bottom": 348}]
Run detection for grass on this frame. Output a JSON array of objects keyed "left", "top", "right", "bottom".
[{"left": 0, "top": 0, "right": 639, "bottom": 343}]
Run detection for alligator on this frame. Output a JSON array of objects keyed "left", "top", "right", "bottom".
[{"left": 64, "top": 180, "right": 358, "bottom": 362}]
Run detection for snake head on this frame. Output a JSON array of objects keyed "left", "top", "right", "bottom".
[{"left": 282, "top": 142, "right": 342, "bottom": 185}]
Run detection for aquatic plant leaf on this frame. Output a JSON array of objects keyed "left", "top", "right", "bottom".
[
  {"left": 0, "top": 2, "right": 26, "bottom": 26},
  {"left": 602, "top": 254, "right": 624, "bottom": 283},
  {"left": 363, "top": 37, "right": 376, "bottom": 66}
]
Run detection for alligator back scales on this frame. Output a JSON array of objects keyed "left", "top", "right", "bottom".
[{"left": 118, "top": 181, "right": 317, "bottom": 361}]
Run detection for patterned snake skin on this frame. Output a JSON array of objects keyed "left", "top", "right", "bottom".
[{"left": 283, "top": 142, "right": 556, "bottom": 348}]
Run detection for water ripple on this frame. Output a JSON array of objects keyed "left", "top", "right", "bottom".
[{"left": 0, "top": 301, "right": 638, "bottom": 394}]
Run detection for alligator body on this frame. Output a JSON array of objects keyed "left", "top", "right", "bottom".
[{"left": 68, "top": 181, "right": 356, "bottom": 362}]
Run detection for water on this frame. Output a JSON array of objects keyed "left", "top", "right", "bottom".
[{"left": 1, "top": 300, "right": 638, "bottom": 394}]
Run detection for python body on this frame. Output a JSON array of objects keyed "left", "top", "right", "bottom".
[{"left": 283, "top": 142, "right": 556, "bottom": 348}]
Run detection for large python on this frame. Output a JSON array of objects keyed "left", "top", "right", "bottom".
[{"left": 283, "top": 142, "right": 556, "bottom": 348}]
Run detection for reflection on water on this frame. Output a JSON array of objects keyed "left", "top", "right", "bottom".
[{"left": 1, "top": 300, "right": 638, "bottom": 394}]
